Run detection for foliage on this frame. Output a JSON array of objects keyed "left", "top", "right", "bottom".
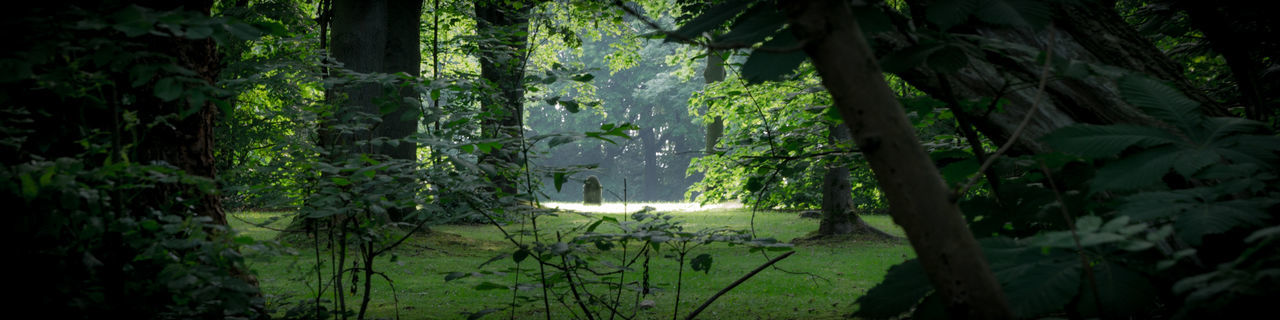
[
  {"left": 855, "top": 73, "right": 1280, "bottom": 318},
  {"left": 445, "top": 206, "right": 791, "bottom": 319},
  {"left": 3, "top": 3, "right": 277, "bottom": 318}
]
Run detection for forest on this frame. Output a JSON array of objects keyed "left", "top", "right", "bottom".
[{"left": 5, "top": 0, "right": 1279, "bottom": 319}]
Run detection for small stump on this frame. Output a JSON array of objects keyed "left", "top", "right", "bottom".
[{"left": 583, "top": 175, "right": 602, "bottom": 205}]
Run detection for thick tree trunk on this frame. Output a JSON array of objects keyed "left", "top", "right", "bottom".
[
  {"left": 476, "top": 0, "right": 535, "bottom": 195},
  {"left": 132, "top": 2, "right": 227, "bottom": 225},
  {"left": 329, "top": 0, "right": 420, "bottom": 157},
  {"left": 781, "top": 1, "right": 1014, "bottom": 318},
  {"left": 817, "top": 125, "right": 897, "bottom": 239},
  {"left": 328, "top": 0, "right": 421, "bottom": 221},
  {"left": 886, "top": 2, "right": 1225, "bottom": 154}
]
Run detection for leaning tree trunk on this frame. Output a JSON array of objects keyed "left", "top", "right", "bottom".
[
  {"left": 884, "top": 2, "right": 1226, "bottom": 154},
  {"left": 476, "top": 0, "right": 535, "bottom": 196},
  {"left": 781, "top": 1, "right": 1015, "bottom": 318},
  {"left": 817, "top": 124, "right": 897, "bottom": 239}
]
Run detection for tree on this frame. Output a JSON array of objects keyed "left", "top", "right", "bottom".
[
  {"left": 476, "top": 0, "right": 540, "bottom": 196},
  {"left": 780, "top": 0, "right": 1014, "bottom": 317},
  {"left": 883, "top": 1, "right": 1230, "bottom": 154},
  {"left": 816, "top": 124, "right": 896, "bottom": 239},
  {"left": 325, "top": 0, "right": 422, "bottom": 221},
  {"left": 5, "top": 1, "right": 269, "bottom": 317}
]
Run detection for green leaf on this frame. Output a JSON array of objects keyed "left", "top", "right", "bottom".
[
  {"left": 140, "top": 220, "right": 161, "bottom": 231},
  {"left": 716, "top": 4, "right": 785, "bottom": 45},
  {"left": 561, "top": 99, "right": 580, "bottom": 113},
  {"left": 853, "top": 259, "right": 931, "bottom": 319},
  {"left": 1174, "top": 198, "right": 1273, "bottom": 245},
  {"left": 880, "top": 43, "right": 944, "bottom": 73},
  {"left": 570, "top": 73, "right": 595, "bottom": 82},
  {"left": 974, "top": 0, "right": 1052, "bottom": 29},
  {"left": 1173, "top": 149, "right": 1220, "bottom": 178},
  {"left": 741, "top": 30, "right": 806, "bottom": 84},
  {"left": 111, "top": 5, "right": 156, "bottom": 37},
  {"left": 1042, "top": 124, "right": 1178, "bottom": 158},
  {"left": 513, "top": 249, "right": 530, "bottom": 263},
  {"left": 926, "top": 45, "right": 970, "bottom": 73},
  {"left": 1118, "top": 74, "right": 1202, "bottom": 130},
  {"left": 153, "top": 77, "right": 182, "bottom": 102},
  {"left": 554, "top": 172, "right": 568, "bottom": 192},
  {"left": 19, "top": 173, "right": 37, "bottom": 200},
  {"left": 1002, "top": 257, "right": 1080, "bottom": 318},
  {"left": 224, "top": 21, "right": 264, "bottom": 40},
  {"left": 926, "top": 0, "right": 978, "bottom": 30},
  {"left": 185, "top": 25, "right": 213, "bottom": 39},
  {"left": 331, "top": 177, "right": 351, "bottom": 186},
  {"left": 1090, "top": 146, "right": 1180, "bottom": 192},
  {"left": 691, "top": 253, "right": 713, "bottom": 274},
  {"left": 233, "top": 235, "right": 255, "bottom": 245},
  {"left": 1074, "top": 262, "right": 1159, "bottom": 317},
  {"left": 744, "top": 176, "right": 764, "bottom": 192},
  {"left": 669, "top": 0, "right": 750, "bottom": 41}
]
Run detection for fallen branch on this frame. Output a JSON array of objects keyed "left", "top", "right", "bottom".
[{"left": 683, "top": 251, "right": 796, "bottom": 320}]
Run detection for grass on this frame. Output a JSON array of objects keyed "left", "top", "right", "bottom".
[{"left": 230, "top": 202, "right": 914, "bottom": 319}]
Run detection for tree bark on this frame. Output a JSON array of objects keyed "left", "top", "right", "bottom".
[
  {"left": 885, "top": 2, "right": 1226, "bottom": 154},
  {"left": 780, "top": 1, "right": 1014, "bottom": 318},
  {"left": 639, "top": 105, "right": 659, "bottom": 201},
  {"left": 703, "top": 48, "right": 726, "bottom": 153},
  {"left": 328, "top": 0, "right": 422, "bottom": 221},
  {"left": 476, "top": 0, "right": 536, "bottom": 195},
  {"left": 817, "top": 124, "right": 897, "bottom": 239}
]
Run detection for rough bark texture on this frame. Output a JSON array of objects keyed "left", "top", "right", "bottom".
[
  {"left": 327, "top": 0, "right": 421, "bottom": 221},
  {"left": 329, "top": 0, "right": 421, "bottom": 159},
  {"left": 817, "top": 125, "right": 897, "bottom": 239},
  {"left": 132, "top": 0, "right": 227, "bottom": 225},
  {"left": 781, "top": 1, "right": 1014, "bottom": 318},
  {"left": 886, "top": 2, "right": 1226, "bottom": 154},
  {"left": 476, "top": 0, "right": 534, "bottom": 195}
]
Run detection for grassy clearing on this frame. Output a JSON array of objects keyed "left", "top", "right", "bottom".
[{"left": 231, "top": 202, "right": 914, "bottom": 319}]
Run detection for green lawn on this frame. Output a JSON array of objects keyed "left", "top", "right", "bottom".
[{"left": 231, "top": 202, "right": 914, "bottom": 319}]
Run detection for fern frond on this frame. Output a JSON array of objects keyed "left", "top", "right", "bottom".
[
  {"left": 1175, "top": 198, "right": 1274, "bottom": 245},
  {"left": 1091, "top": 146, "right": 1180, "bottom": 192},
  {"left": 1118, "top": 75, "right": 1202, "bottom": 130},
  {"left": 1173, "top": 149, "right": 1222, "bottom": 178},
  {"left": 1042, "top": 124, "right": 1179, "bottom": 158}
]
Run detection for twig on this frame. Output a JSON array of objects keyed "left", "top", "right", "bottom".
[
  {"left": 683, "top": 251, "right": 796, "bottom": 320},
  {"left": 1038, "top": 160, "right": 1104, "bottom": 317},
  {"left": 955, "top": 26, "right": 1057, "bottom": 198},
  {"left": 610, "top": 0, "right": 804, "bottom": 53}
]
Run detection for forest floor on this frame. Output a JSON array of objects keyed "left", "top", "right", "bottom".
[{"left": 231, "top": 202, "right": 913, "bottom": 320}]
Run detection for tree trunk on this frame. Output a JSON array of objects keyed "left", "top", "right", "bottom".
[
  {"left": 817, "top": 124, "right": 897, "bottom": 239},
  {"left": 476, "top": 0, "right": 535, "bottom": 196},
  {"left": 885, "top": 2, "right": 1226, "bottom": 154},
  {"left": 639, "top": 108, "right": 659, "bottom": 201},
  {"left": 328, "top": 0, "right": 422, "bottom": 221},
  {"left": 780, "top": 1, "right": 1014, "bottom": 318},
  {"left": 704, "top": 48, "right": 726, "bottom": 153}
]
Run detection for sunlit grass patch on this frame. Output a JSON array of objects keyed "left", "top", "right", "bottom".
[{"left": 230, "top": 204, "right": 914, "bottom": 319}]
